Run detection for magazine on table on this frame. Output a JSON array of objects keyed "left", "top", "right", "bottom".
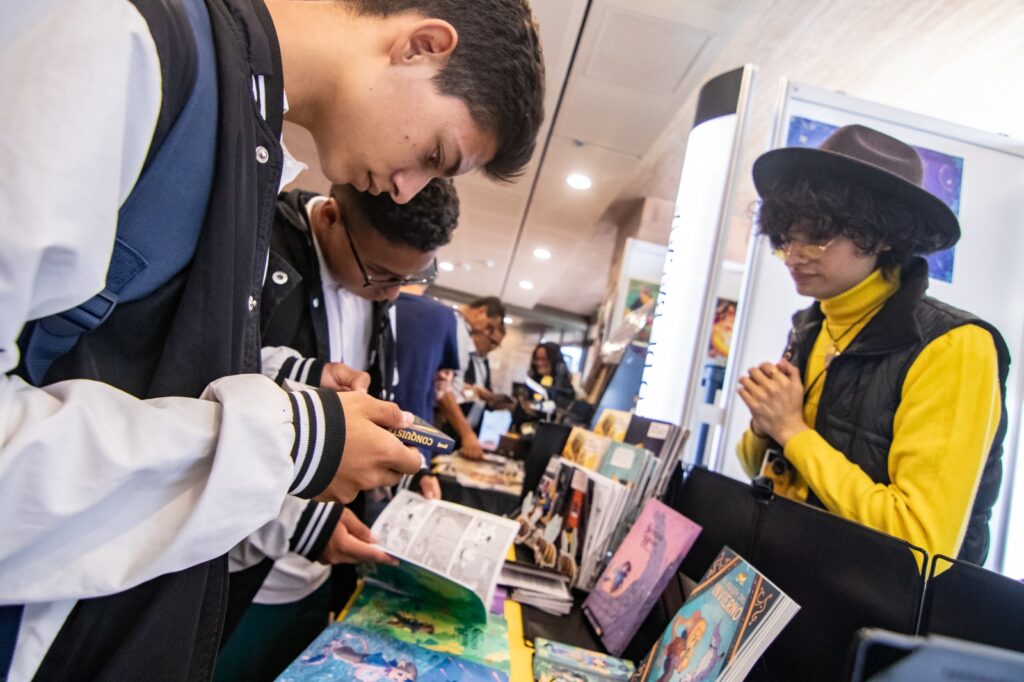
[{"left": 631, "top": 546, "right": 800, "bottom": 682}]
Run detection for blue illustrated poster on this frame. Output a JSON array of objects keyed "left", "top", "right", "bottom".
[{"left": 785, "top": 116, "right": 964, "bottom": 283}]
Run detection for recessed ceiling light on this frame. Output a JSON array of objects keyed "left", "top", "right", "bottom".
[
  {"left": 566, "top": 173, "right": 592, "bottom": 191},
  {"left": 439, "top": 261, "right": 454, "bottom": 272},
  {"left": 503, "top": 316, "right": 514, "bottom": 325},
  {"left": 533, "top": 247, "right": 552, "bottom": 260},
  {"left": 519, "top": 280, "right": 534, "bottom": 290}
]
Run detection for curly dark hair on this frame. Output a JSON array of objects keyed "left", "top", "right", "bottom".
[
  {"left": 756, "top": 175, "right": 939, "bottom": 276},
  {"left": 345, "top": 0, "right": 546, "bottom": 181},
  {"left": 332, "top": 178, "right": 459, "bottom": 251}
]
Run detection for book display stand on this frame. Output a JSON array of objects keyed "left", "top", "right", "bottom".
[{"left": 512, "top": 465, "right": 1024, "bottom": 680}]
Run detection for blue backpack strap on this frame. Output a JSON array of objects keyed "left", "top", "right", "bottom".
[{"left": 20, "top": 0, "right": 218, "bottom": 386}]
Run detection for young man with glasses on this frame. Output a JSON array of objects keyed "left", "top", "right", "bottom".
[
  {"left": 217, "top": 179, "right": 458, "bottom": 680},
  {"left": 736, "top": 125, "right": 1009, "bottom": 567}
]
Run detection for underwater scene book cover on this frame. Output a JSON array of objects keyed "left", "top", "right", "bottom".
[
  {"left": 278, "top": 622, "right": 507, "bottom": 681},
  {"left": 342, "top": 583, "right": 511, "bottom": 672}
]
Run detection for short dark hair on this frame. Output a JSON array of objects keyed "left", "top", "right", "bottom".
[
  {"left": 332, "top": 178, "right": 459, "bottom": 251},
  {"left": 756, "top": 175, "right": 937, "bottom": 276},
  {"left": 345, "top": 0, "right": 546, "bottom": 181},
  {"left": 468, "top": 296, "right": 505, "bottom": 320}
]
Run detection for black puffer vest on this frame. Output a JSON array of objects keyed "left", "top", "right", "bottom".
[{"left": 773, "top": 258, "right": 1010, "bottom": 565}]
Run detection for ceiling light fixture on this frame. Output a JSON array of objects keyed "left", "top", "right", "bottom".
[
  {"left": 503, "top": 316, "right": 514, "bottom": 325},
  {"left": 439, "top": 261, "right": 455, "bottom": 272},
  {"left": 519, "top": 280, "right": 534, "bottom": 290},
  {"left": 533, "top": 247, "right": 552, "bottom": 260},
  {"left": 566, "top": 173, "right": 592, "bottom": 191}
]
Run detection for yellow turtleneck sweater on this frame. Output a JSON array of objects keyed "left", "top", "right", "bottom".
[{"left": 736, "top": 267, "right": 1001, "bottom": 563}]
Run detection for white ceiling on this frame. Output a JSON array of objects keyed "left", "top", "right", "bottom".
[
  {"left": 437, "top": 0, "right": 749, "bottom": 313},
  {"left": 283, "top": 0, "right": 1024, "bottom": 319}
]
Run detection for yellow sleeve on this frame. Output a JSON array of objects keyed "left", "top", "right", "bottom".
[
  {"left": 783, "top": 324, "right": 1001, "bottom": 560},
  {"left": 736, "top": 427, "right": 770, "bottom": 479}
]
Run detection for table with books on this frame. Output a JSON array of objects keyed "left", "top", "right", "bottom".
[{"left": 277, "top": 407, "right": 1024, "bottom": 680}]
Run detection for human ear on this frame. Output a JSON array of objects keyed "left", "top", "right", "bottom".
[
  {"left": 389, "top": 19, "right": 458, "bottom": 68},
  {"left": 318, "top": 197, "right": 342, "bottom": 229}
]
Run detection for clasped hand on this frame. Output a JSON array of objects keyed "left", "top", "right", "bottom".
[{"left": 736, "top": 359, "right": 809, "bottom": 446}]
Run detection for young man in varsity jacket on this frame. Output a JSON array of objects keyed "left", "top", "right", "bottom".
[
  {"left": 215, "top": 179, "right": 459, "bottom": 680},
  {"left": 2, "top": 1, "right": 544, "bottom": 678},
  {"left": 736, "top": 125, "right": 1009, "bottom": 566}
]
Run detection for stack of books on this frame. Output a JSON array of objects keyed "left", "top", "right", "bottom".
[{"left": 498, "top": 561, "right": 573, "bottom": 616}]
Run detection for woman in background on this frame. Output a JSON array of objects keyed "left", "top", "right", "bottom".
[{"left": 513, "top": 342, "right": 576, "bottom": 431}]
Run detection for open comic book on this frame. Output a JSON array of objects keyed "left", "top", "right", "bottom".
[{"left": 363, "top": 490, "right": 520, "bottom": 625}]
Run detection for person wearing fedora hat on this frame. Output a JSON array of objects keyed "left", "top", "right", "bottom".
[{"left": 735, "top": 125, "right": 1010, "bottom": 567}]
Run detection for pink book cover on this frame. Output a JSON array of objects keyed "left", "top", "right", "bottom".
[{"left": 582, "top": 499, "right": 701, "bottom": 657}]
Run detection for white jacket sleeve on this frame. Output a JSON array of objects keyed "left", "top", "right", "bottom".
[
  {"left": 229, "top": 498, "right": 342, "bottom": 571},
  {"left": 0, "top": 2, "right": 349, "bottom": 605}
]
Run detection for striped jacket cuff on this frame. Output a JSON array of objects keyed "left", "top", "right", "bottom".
[
  {"left": 289, "top": 501, "right": 343, "bottom": 561},
  {"left": 276, "top": 356, "right": 324, "bottom": 387},
  {"left": 286, "top": 388, "right": 346, "bottom": 499}
]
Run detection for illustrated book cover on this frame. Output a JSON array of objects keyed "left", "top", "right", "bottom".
[
  {"left": 622, "top": 416, "right": 675, "bottom": 458},
  {"left": 341, "top": 582, "right": 512, "bottom": 672},
  {"left": 278, "top": 622, "right": 507, "bottom": 681},
  {"left": 593, "top": 408, "right": 633, "bottom": 442},
  {"left": 582, "top": 499, "right": 702, "bottom": 656},
  {"left": 631, "top": 546, "right": 799, "bottom": 682},
  {"left": 598, "top": 442, "right": 652, "bottom": 488},
  {"left": 514, "top": 458, "right": 629, "bottom": 589},
  {"left": 563, "top": 427, "right": 615, "bottom": 471},
  {"left": 533, "top": 637, "right": 635, "bottom": 682}
]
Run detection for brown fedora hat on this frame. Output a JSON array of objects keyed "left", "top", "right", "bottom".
[{"left": 752, "top": 124, "right": 960, "bottom": 253}]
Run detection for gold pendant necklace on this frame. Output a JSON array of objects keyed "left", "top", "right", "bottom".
[{"left": 823, "top": 301, "right": 885, "bottom": 368}]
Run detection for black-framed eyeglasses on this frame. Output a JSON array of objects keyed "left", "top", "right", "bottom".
[{"left": 342, "top": 221, "right": 438, "bottom": 288}]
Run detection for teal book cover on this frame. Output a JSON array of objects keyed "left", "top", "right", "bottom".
[
  {"left": 533, "top": 638, "right": 634, "bottom": 681},
  {"left": 633, "top": 547, "right": 798, "bottom": 682},
  {"left": 278, "top": 622, "right": 507, "bottom": 681},
  {"left": 343, "top": 584, "right": 511, "bottom": 672},
  {"left": 597, "top": 442, "right": 650, "bottom": 487}
]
